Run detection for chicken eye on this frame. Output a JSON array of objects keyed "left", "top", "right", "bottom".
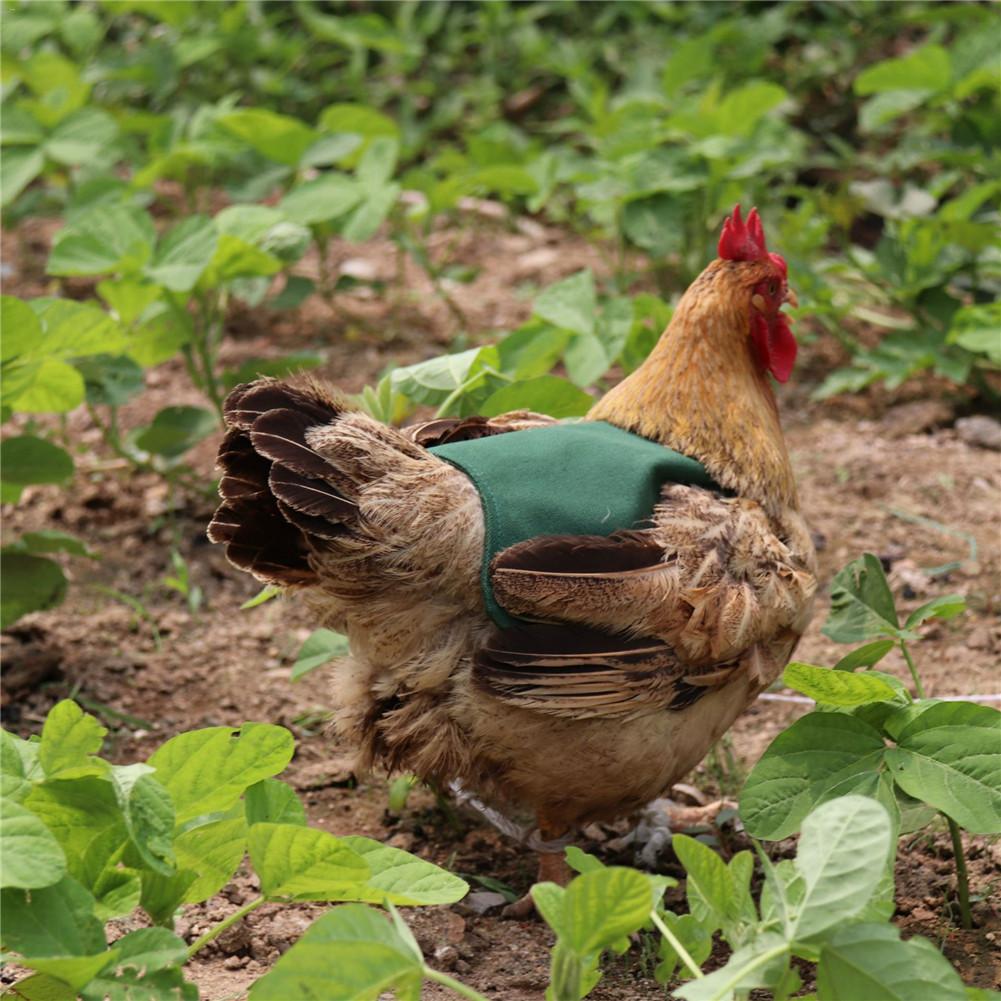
[{"left": 768, "top": 281, "right": 778, "bottom": 296}]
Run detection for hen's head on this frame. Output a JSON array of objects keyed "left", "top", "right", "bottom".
[{"left": 717, "top": 205, "right": 798, "bottom": 383}]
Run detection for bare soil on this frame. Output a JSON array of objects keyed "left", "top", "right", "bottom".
[{"left": 2, "top": 215, "right": 999, "bottom": 999}]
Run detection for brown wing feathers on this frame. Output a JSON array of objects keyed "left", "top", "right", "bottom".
[{"left": 207, "top": 380, "right": 357, "bottom": 585}]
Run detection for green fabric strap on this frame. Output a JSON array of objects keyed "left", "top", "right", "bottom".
[{"left": 429, "top": 420, "right": 720, "bottom": 628}]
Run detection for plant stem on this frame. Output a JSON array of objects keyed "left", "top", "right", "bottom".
[
  {"left": 899, "top": 640, "right": 926, "bottom": 699},
  {"left": 424, "top": 966, "right": 491, "bottom": 1001},
  {"left": 650, "top": 909, "right": 704, "bottom": 980},
  {"left": 946, "top": 814, "right": 972, "bottom": 930},
  {"left": 706, "top": 943, "right": 789, "bottom": 1001},
  {"left": 186, "top": 897, "right": 266, "bottom": 960}
]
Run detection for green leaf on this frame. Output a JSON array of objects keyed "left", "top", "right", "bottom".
[
  {"left": 677, "top": 932, "right": 789, "bottom": 1001},
  {"left": 531, "top": 881, "right": 567, "bottom": 933},
  {"left": 357, "top": 137, "right": 398, "bottom": 190},
  {"left": 783, "top": 663, "right": 900, "bottom": 706},
  {"left": 391, "top": 346, "right": 496, "bottom": 406},
  {"left": 44, "top": 108, "right": 118, "bottom": 166},
  {"left": 818, "top": 923, "right": 966, "bottom": 1000},
  {"left": 1, "top": 295, "right": 43, "bottom": 359},
  {"left": 319, "top": 104, "right": 400, "bottom": 143},
  {"left": 108, "top": 764, "right": 175, "bottom": 875},
  {"left": 833, "top": 640, "right": 896, "bottom": 672},
  {"left": 655, "top": 911, "right": 712, "bottom": 984},
  {"left": 823, "top": 554, "right": 901, "bottom": 643},
  {"left": 495, "top": 325, "right": 569, "bottom": 380},
  {"left": 341, "top": 182, "right": 401, "bottom": 242},
  {"left": 565, "top": 846, "right": 605, "bottom": 875},
  {"left": 904, "top": 594, "right": 966, "bottom": 630},
  {"left": 0, "top": 973, "right": 78, "bottom": 1000},
  {"left": 202, "top": 234, "right": 283, "bottom": 285},
  {"left": 0, "top": 553, "right": 68, "bottom": 629},
  {"left": 219, "top": 109, "right": 318, "bottom": 167},
  {"left": 173, "top": 817, "right": 247, "bottom": 904},
  {"left": 75, "top": 354, "right": 145, "bottom": 408},
  {"left": 48, "top": 205, "right": 156, "bottom": 277},
  {"left": 791, "top": 796, "right": 893, "bottom": 941},
  {"left": 19, "top": 952, "right": 118, "bottom": 994},
  {"left": 0, "top": 436, "right": 74, "bottom": 487},
  {"left": 145, "top": 216, "right": 217, "bottom": 292},
  {"left": 341, "top": 834, "right": 469, "bottom": 906},
  {"left": 886, "top": 702, "right": 1001, "bottom": 833},
  {"left": 245, "top": 778, "right": 307, "bottom": 827},
  {"left": 855, "top": 44, "right": 952, "bottom": 96},
  {"left": 564, "top": 331, "right": 610, "bottom": 387},
  {"left": 740, "top": 712, "right": 887, "bottom": 840},
  {"left": 1, "top": 147, "right": 44, "bottom": 206},
  {"left": 39, "top": 701, "right": 107, "bottom": 780},
  {"left": 1, "top": 875, "right": 106, "bottom": 961},
  {"left": 81, "top": 927, "right": 194, "bottom": 1001},
  {"left": 561, "top": 867, "right": 652, "bottom": 954},
  {"left": 0, "top": 797, "right": 67, "bottom": 889},
  {"left": 270, "top": 275, "right": 316, "bottom": 310},
  {"left": 248, "top": 904, "right": 422, "bottom": 1001},
  {"left": 5, "top": 359, "right": 86, "bottom": 413},
  {"left": 128, "top": 308, "right": 192, "bottom": 367},
  {"left": 291, "top": 628, "right": 350, "bottom": 680},
  {"left": 97, "top": 278, "right": 162, "bottom": 327},
  {"left": 248, "top": 822, "right": 369, "bottom": 899},
  {"left": 622, "top": 194, "right": 685, "bottom": 256},
  {"left": 533, "top": 270, "right": 596, "bottom": 338},
  {"left": 673, "top": 837, "right": 756, "bottom": 945},
  {"left": 480, "top": 376, "right": 593, "bottom": 419},
  {"left": 148, "top": 722, "right": 294, "bottom": 825},
  {"left": 279, "top": 174, "right": 362, "bottom": 226},
  {"left": 132, "top": 405, "right": 217, "bottom": 459}
]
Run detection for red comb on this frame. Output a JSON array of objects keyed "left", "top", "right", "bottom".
[{"left": 718, "top": 205, "right": 768, "bottom": 262}]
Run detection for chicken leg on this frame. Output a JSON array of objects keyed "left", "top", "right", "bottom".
[{"left": 502, "top": 813, "right": 573, "bottom": 919}]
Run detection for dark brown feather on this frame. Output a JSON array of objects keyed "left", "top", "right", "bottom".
[
  {"left": 269, "top": 463, "right": 357, "bottom": 520},
  {"left": 224, "top": 380, "right": 338, "bottom": 431},
  {"left": 249, "top": 408, "right": 336, "bottom": 478},
  {"left": 494, "top": 531, "right": 664, "bottom": 575},
  {"left": 207, "top": 500, "right": 315, "bottom": 585}
]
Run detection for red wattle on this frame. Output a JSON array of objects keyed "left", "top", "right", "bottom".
[{"left": 768, "top": 313, "right": 797, "bottom": 383}]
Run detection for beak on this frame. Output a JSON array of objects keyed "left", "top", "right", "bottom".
[{"left": 783, "top": 287, "right": 799, "bottom": 309}]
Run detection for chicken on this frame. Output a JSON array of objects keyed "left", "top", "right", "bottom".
[{"left": 208, "top": 206, "right": 817, "bottom": 905}]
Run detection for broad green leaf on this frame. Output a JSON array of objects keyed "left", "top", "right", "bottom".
[
  {"left": 533, "top": 270, "right": 596, "bottom": 338},
  {"left": 564, "top": 331, "right": 610, "bottom": 387},
  {"left": 823, "top": 554, "right": 900, "bottom": 643},
  {"left": 904, "top": 594, "right": 966, "bottom": 630},
  {"left": 133, "top": 405, "right": 217, "bottom": 459},
  {"left": 0, "top": 436, "right": 74, "bottom": 486},
  {"left": 270, "top": 275, "right": 316, "bottom": 310},
  {"left": 174, "top": 817, "right": 247, "bottom": 904},
  {"left": 213, "top": 204, "right": 285, "bottom": 243},
  {"left": 357, "top": 137, "right": 398, "bottom": 190},
  {"left": 5, "top": 359, "right": 86, "bottom": 414},
  {"left": 32, "top": 300, "right": 127, "bottom": 359},
  {"left": 138, "top": 868, "right": 199, "bottom": 927},
  {"left": 19, "top": 952, "right": 117, "bottom": 994},
  {"left": 279, "top": 174, "right": 362, "bottom": 226},
  {"left": 201, "top": 234, "right": 282, "bottom": 285},
  {"left": 561, "top": 867, "right": 652, "bottom": 954},
  {"left": 673, "top": 837, "right": 756, "bottom": 944},
  {"left": 717, "top": 81, "right": 789, "bottom": 137},
  {"left": 148, "top": 722, "right": 294, "bottom": 824},
  {"left": 792, "top": 796, "right": 892, "bottom": 941},
  {"left": 655, "top": 911, "right": 712, "bottom": 984},
  {"left": 341, "top": 834, "right": 468, "bottom": 906},
  {"left": 480, "top": 376, "right": 593, "bottom": 419},
  {"left": 219, "top": 109, "right": 318, "bottom": 167},
  {"left": 0, "top": 147, "right": 44, "bottom": 206},
  {"left": 145, "top": 216, "right": 217, "bottom": 292},
  {"left": 81, "top": 927, "right": 194, "bottom": 1001},
  {"left": 565, "top": 846, "right": 605, "bottom": 875},
  {"left": 0, "top": 797, "right": 67, "bottom": 889},
  {"left": 391, "top": 346, "right": 496, "bottom": 406},
  {"left": 341, "top": 182, "right": 400, "bottom": 241},
  {"left": 783, "top": 662, "right": 900, "bottom": 706},
  {"left": 108, "top": 764, "right": 175, "bottom": 875},
  {"left": 291, "top": 628, "right": 350, "bottom": 680},
  {"left": 818, "top": 923, "right": 966, "bottom": 1000},
  {"left": 48, "top": 205, "right": 155, "bottom": 277},
  {"left": 75, "top": 354, "right": 145, "bottom": 408},
  {"left": 44, "top": 108, "right": 118, "bottom": 165},
  {"left": 128, "top": 308, "right": 192, "bottom": 367},
  {"left": 622, "top": 194, "right": 685, "bottom": 256},
  {"left": 248, "top": 822, "right": 369, "bottom": 899},
  {"left": 833, "top": 640, "right": 895, "bottom": 672},
  {"left": 0, "top": 973, "right": 77, "bottom": 1000},
  {"left": 1, "top": 295, "right": 43, "bottom": 359},
  {"left": 39, "top": 701, "right": 107, "bottom": 780},
  {"left": 248, "top": 904, "right": 422, "bottom": 1001},
  {"left": 740, "top": 712, "right": 887, "bottom": 839},
  {"left": 495, "top": 325, "right": 569, "bottom": 380},
  {"left": 245, "top": 778, "right": 307, "bottom": 827},
  {"left": 96, "top": 278, "right": 162, "bottom": 327},
  {"left": 886, "top": 703, "right": 1001, "bottom": 833},
  {"left": 531, "top": 881, "right": 566, "bottom": 933},
  {"left": 319, "top": 104, "right": 400, "bottom": 143},
  {"left": 1, "top": 876, "right": 106, "bottom": 961},
  {"left": 855, "top": 44, "right": 952, "bottom": 96},
  {"left": 0, "top": 553, "right": 68, "bottom": 629},
  {"left": 859, "top": 90, "right": 930, "bottom": 133}
]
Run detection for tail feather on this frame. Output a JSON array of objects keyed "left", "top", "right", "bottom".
[
  {"left": 269, "top": 464, "right": 356, "bottom": 520},
  {"left": 224, "top": 380, "right": 337, "bottom": 430},
  {"left": 249, "top": 408, "right": 340, "bottom": 479}
]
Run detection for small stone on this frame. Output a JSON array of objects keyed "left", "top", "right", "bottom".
[
  {"left": 433, "top": 945, "right": 460, "bottom": 970},
  {"left": 956, "top": 415, "right": 1001, "bottom": 451},
  {"left": 911, "top": 906, "right": 936, "bottom": 921},
  {"left": 455, "top": 891, "right": 508, "bottom": 916},
  {"left": 223, "top": 955, "right": 248, "bottom": 969}
]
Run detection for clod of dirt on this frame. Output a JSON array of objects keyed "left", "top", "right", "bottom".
[
  {"left": 956, "top": 415, "right": 1001, "bottom": 451},
  {"left": 882, "top": 399, "right": 954, "bottom": 437},
  {"left": 457, "top": 891, "right": 509, "bottom": 916}
]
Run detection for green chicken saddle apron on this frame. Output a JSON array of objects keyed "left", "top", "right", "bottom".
[{"left": 428, "top": 420, "right": 721, "bottom": 628}]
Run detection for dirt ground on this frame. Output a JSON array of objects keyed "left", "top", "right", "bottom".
[{"left": 2, "top": 215, "right": 999, "bottom": 999}]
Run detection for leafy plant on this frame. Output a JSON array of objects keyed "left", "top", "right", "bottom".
[
  {"left": 0, "top": 700, "right": 467, "bottom": 1000},
  {"left": 740, "top": 554, "right": 999, "bottom": 930}
]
